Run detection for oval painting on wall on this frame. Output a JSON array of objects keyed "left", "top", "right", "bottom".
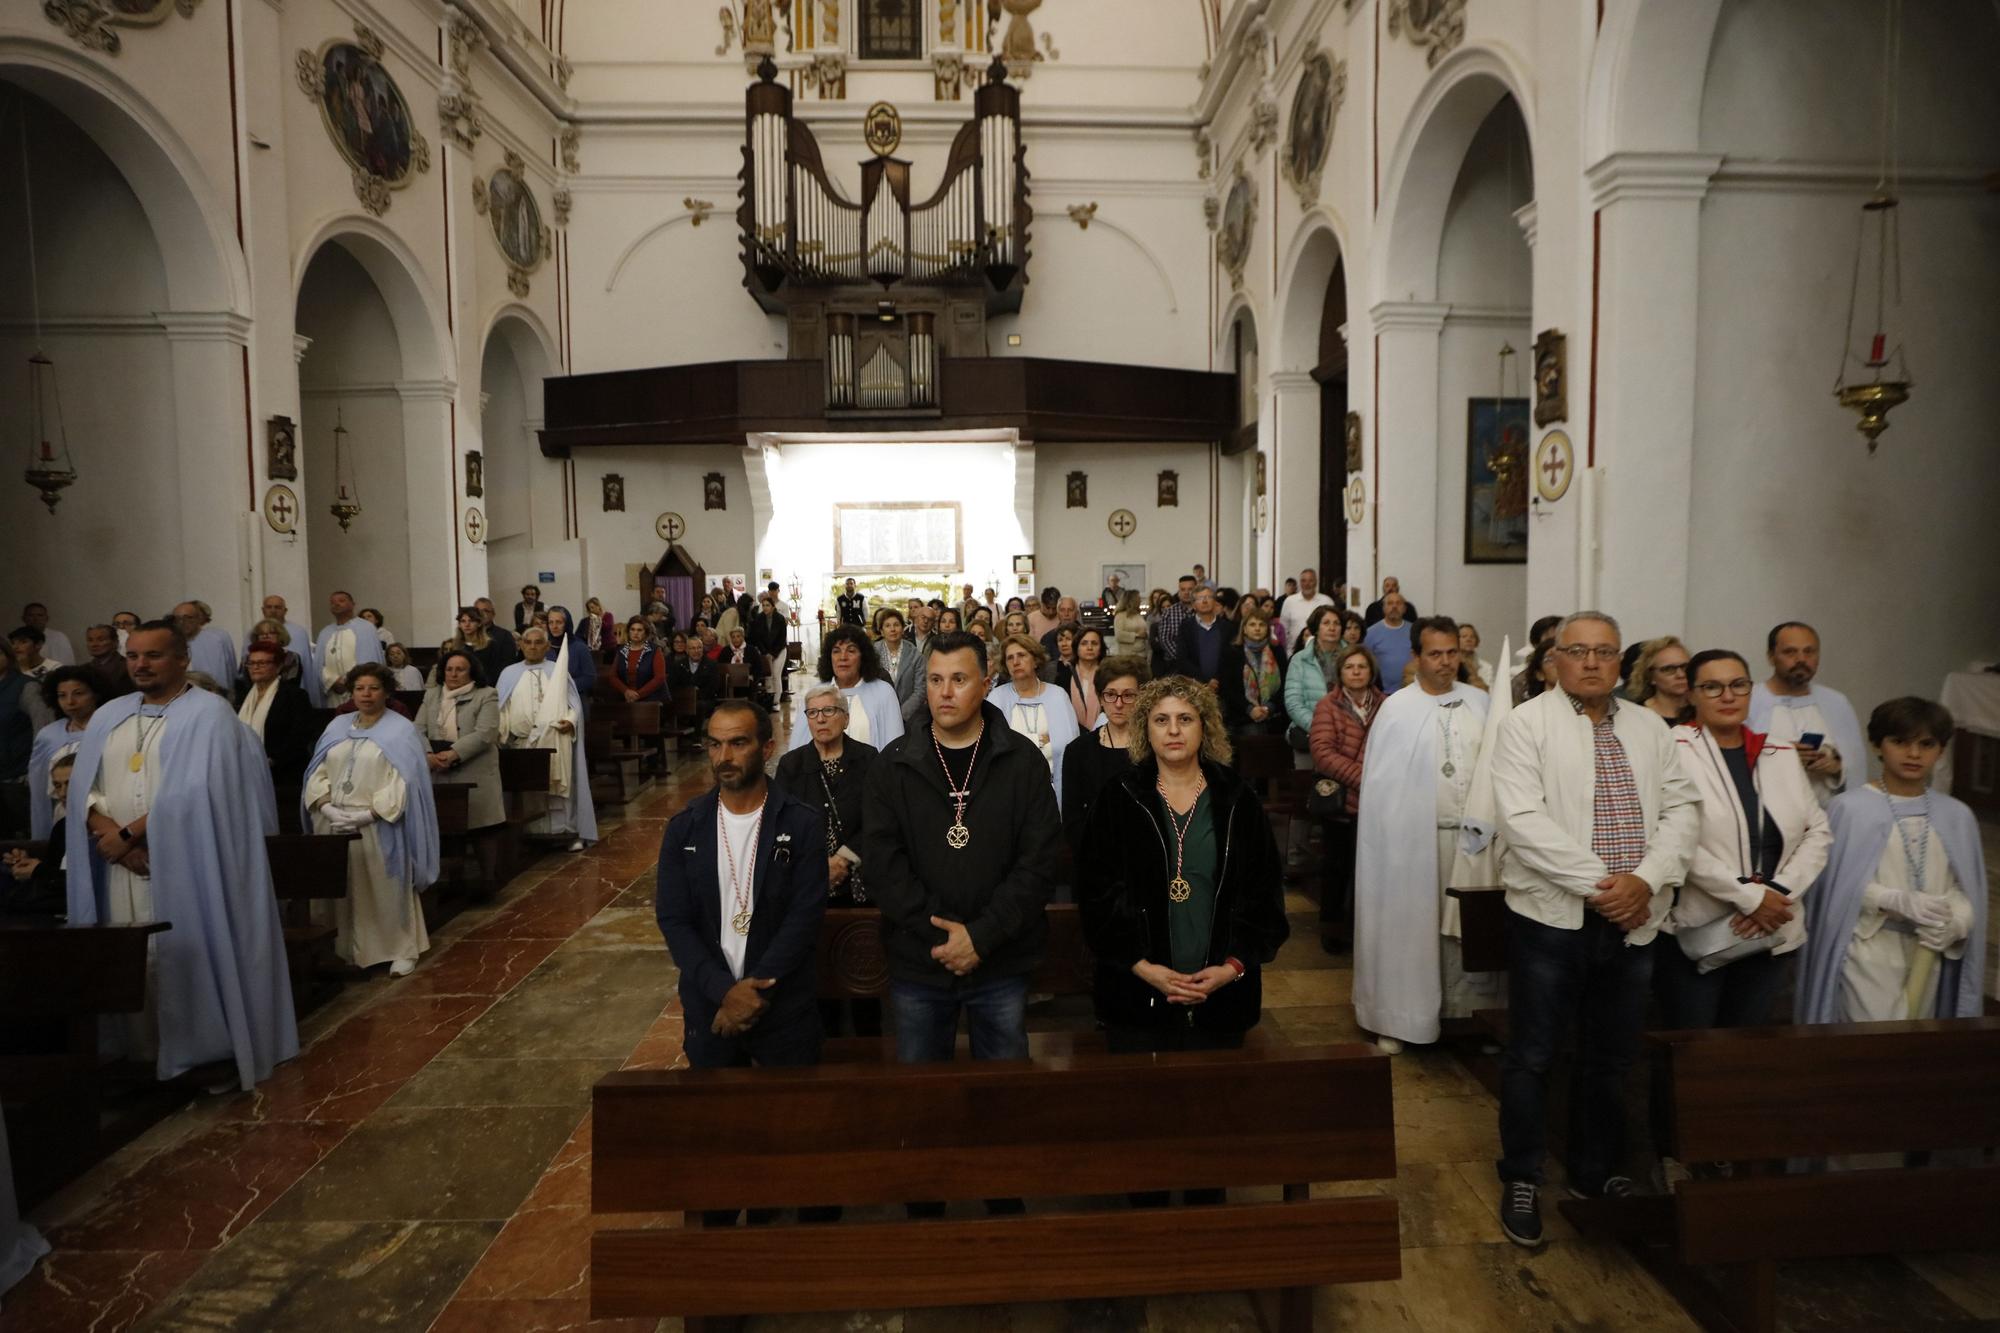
[
  {"left": 485, "top": 165, "right": 545, "bottom": 271},
  {"left": 317, "top": 42, "right": 419, "bottom": 183}
]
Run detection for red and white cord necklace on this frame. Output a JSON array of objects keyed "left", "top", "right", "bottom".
[
  {"left": 719, "top": 799, "right": 765, "bottom": 935},
  {"left": 1158, "top": 774, "right": 1206, "bottom": 903}
]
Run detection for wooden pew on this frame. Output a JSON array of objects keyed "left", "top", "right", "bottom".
[
  {"left": 589, "top": 1045, "right": 1401, "bottom": 1329},
  {"left": 1564, "top": 1017, "right": 2000, "bottom": 1333},
  {"left": 0, "top": 919, "right": 171, "bottom": 1208},
  {"left": 1445, "top": 886, "right": 1510, "bottom": 973},
  {"left": 265, "top": 831, "right": 359, "bottom": 1006},
  {"left": 666, "top": 685, "right": 701, "bottom": 755},
  {"left": 394, "top": 689, "right": 426, "bottom": 717}
]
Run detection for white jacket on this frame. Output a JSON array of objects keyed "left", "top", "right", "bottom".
[
  {"left": 1491, "top": 690, "right": 1700, "bottom": 943},
  {"left": 1669, "top": 725, "right": 1832, "bottom": 956}
]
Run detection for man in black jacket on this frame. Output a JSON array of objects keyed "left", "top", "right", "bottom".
[
  {"left": 667, "top": 633, "right": 723, "bottom": 719},
  {"left": 1173, "top": 587, "right": 1238, "bottom": 690},
  {"left": 655, "top": 700, "right": 827, "bottom": 1069},
  {"left": 863, "top": 631, "right": 1059, "bottom": 1063}
]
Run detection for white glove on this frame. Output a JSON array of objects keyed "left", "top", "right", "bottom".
[
  {"left": 1916, "top": 899, "right": 1972, "bottom": 953},
  {"left": 1863, "top": 883, "right": 1948, "bottom": 928},
  {"left": 325, "top": 806, "right": 374, "bottom": 833}
]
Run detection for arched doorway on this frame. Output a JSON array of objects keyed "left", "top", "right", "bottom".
[
  {"left": 293, "top": 224, "right": 454, "bottom": 649},
  {"left": 480, "top": 310, "right": 567, "bottom": 617},
  {"left": 0, "top": 62, "right": 248, "bottom": 647},
  {"left": 1275, "top": 220, "right": 1351, "bottom": 604}
]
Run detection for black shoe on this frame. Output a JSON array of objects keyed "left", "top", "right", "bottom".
[
  {"left": 1500, "top": 1180, "right": 1544, "bottom": 1248},
  {"left": 1565, "top": 1174, "right": 1638, "bottom": 1201}
]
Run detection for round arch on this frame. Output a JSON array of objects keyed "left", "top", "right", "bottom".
[
  {"left": 1373, "top": 42, "right": 1538, "bottom": 303},
  {"left": 1583, "top": 0, "right": 1723, "bottom": 162},
  {"left": 293, "top": 215, "right": 452, "bottom": 383},
  {"left": 0, "top": 38, "right": 246, "bottom": 314},
  {"left": 1274, "top": 209, "right": 1354, "bottom": 374},
  {"left": 477, "top": 301, "right": 559, "bottom": 406},
  {"left": 1215, "top": 289, "right": 1264, "bottom": 360}
]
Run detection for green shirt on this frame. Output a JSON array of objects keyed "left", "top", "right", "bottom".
[{"left": 1163, "top": 788, "right": 1220, "bottom": 975}]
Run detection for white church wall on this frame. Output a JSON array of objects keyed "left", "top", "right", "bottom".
[
  {"left": 573, "top": 445, "right": 756, "bottom": 620},
  {"left": 1684, "top": 0, "right": 2000, "bottom": 718},
  {"left": 1030, "top": 442, "right": 1218, "bottom": 603}
]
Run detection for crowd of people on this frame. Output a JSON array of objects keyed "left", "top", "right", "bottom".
[{"left": 2, "top": 565, "right": 1987, "bottom": 1251}]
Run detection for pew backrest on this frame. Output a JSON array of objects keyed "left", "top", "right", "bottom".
[
  {"left": 816, "top": 903, "right": 1094, "bottom": 999},
  {"left": 265, "top": 832, "right": 360, "bottom": 901},
  {"left": 0, "top": 921, "right": 171, "bottom": 1015}
]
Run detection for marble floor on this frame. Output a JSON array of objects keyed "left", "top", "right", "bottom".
[{"left": 6, "top": 757, "right": 1998, "bottom": 1333}]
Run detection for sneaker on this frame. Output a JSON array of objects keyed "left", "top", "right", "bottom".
[
  {"left": 1500, "top": 1180, "right": 1543, "bottom": 1247},
  {"left": 1375, "top": 1036, "right": 1404, "bottom": 1055},
  {"left": 567, "top": 839, "right": 586, "bottom": 852},
  {"left": 388, "top": 959, "right": 416, "bottom": 978},
  {"left": 1565, "top": 1174, "right": 1638, "bottom": 1201}
]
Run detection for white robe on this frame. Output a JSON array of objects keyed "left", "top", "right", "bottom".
[
  {"left": 305, "top": 737, "right": 428, "bottom": 968},
  {"left": 1750, "top": 683, "right": 1866, "bottom": 808},
  {"left": 0, "top": 1109, "right": 49, "bottom": 1303},
  {"left": 1841, "top": 816, "right": 1972, "bottom": 1022},
  {"left": 1353, "top": 681, "right": 1497, "bottom": 1044},
  {"left": 85, "top": 703, "right": 171, "bottom": 1062},
  {"left": 499, "top": 661, "right": 584, "bottom": 838}
]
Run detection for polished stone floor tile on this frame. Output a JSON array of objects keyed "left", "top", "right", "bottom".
[
  {"left": 396, "top": 936, "right": 566, "bottom": 997},
  {"left": 1774, "top": 1253, "right": 1989, "bottom": 1332},
  {"left": 1901, "top": 1251, "right": 2000, "bottom": 1319},
  {"left": 1393, "top": 1094, "right": 1502, "bottom": 1165},
  {"left": 52, "top": 1119, "right": 349, "bottom": 1252},
  {"left": 221, "top": 993, "right": 498, "bottom": 1125},
  {"left": 137, "top": 1219, "right": 501, "bottom": 1331},
  {"left": 428, "top": 1296, "right": 662, "bottom": 1331},
  {"left": 1388, "top": 1240, "right": 1699, "bottom": 1332},
  {"left": 387, "top": 1055, "right": 624, "bottom": 1109},
  {"left": 1257, "top": 967, "right": 1353, "bottom": 1008},
  {"left": 1258, "top": 1002, "right": 1363, "bottom": 1047},
  {"left": 0, "top": 1248, "right": 210, "bottom": 1333},
  {"left": 1391, "top": 1161, "right": 1510, "bottom": 1249},
  {"left": 258, "top": 1105, "right": 581, "bottom": 1223},
  {"left": 562, "top": 906, "right": 671, "bottom": 953},
  {"left": 447, "top": 949, "right": 677, "bottom": 1061}
]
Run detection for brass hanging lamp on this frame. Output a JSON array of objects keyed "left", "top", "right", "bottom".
[
  {"left": 16, "top": 97, "right": 79, "bottom": 513},
  {"left": 1832, "top": 0, "right": 1912, "bottom": 452},
  {"left": 327, "top": 403, "right": 362, "bottom": 531}
]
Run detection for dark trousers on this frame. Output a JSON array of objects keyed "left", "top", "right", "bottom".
[
  {"left": 890, "top": 975, "right": 1030, "bottom": 1063},
  {"left": 685, "top": 1003, "right": 824, "bottom": 1228},
  {"left": 1648, "top": 945, "right": 1787, "bottom": 1158},
  {"left": 1497, "top": 911, "right": 1654, "bottom": 1193},
  {"left": 1318, "top": 817, "right": 1357, "bottom": 930}
]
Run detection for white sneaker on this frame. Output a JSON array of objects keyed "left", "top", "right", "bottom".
[
  {"left": 567, "top": 839, "right": 586, "bottom": 852},
  {"left": 389, "top": 959, "right": 416, "bottom": 977},
  {"left": 1375, "top": 1036, "right": 1404, "bottom": 1055}
]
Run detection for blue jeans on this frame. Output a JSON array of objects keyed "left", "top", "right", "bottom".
[
  {"left": 1497, "top": 911, "right": 1655, "bottom": 1192},
  {"left": 890, "top": 975, "right": 1030, "bottom": 1063}
]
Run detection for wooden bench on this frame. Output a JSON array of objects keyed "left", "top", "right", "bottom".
[
  {"left": 589, "top": 1044, "right": 1401, "bottom": 1329},
  {"left": 1445, "top": 886, "right": 1510, "bottom": 973},
  {"left": 666, "top": 684, "right": 701, "bottom": 754},
  {"left": 1564, "top": 1017, "right": 2000, "bottom": 1333},
  {"left": 265, "top": 831, "right": 359, "bottom": 1006},
  {"left": 0, "top": 919, "right": 171, "bottom": 1208}
]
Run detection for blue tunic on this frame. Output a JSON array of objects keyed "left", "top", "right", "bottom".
[{"left": 64, "top": 690, "right": 299, "bottom": 1089}]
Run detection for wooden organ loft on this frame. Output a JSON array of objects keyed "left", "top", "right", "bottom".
[{"left": 740, "top": 55, "right": 1028, "bottom": 414}]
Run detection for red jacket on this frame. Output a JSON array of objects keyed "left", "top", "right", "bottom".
[{"left": 1308, "top": 686, "right": 1383, "bottom": 818}]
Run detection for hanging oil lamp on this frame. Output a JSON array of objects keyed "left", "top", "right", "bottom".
[{"left": 328, "top": 405, "right": 362, "bottom": 531}]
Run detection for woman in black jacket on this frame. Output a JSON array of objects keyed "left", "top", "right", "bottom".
[{"left": 1078, "top": 675, "right": 1289, "bottom": 1051}]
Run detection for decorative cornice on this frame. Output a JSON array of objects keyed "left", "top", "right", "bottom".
[
  {"left": 293, "top": 334, "right": 315, "bottom": 364},
  {"left": 1585, "top": 152, "right": 1723, "bottom": 209},
  {"left": 1443, "top": 304, "right": 1530, "bottom": 329},
  {"left": 156, "top": 310, "right": 254, "bottom": 345},
  {"left": 299, "top": 378, "right": 459, "bottom": 401},
  {"left": 1513, "top": 201, "right": 1538, "bottom": 248},
  {"left": 1369, "top": 300, "right": 1450, "bottom": 334},
  {"left": 1267, "top": 370, "right": 1318, "bottom": 393},
  {"left": 1707, "top": 159, "right": 1993, "bottom": 195},
  {"left": 0, "top": 315, "right": 167, "bottom": 338}
]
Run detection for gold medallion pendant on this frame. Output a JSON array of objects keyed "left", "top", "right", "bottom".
[
  {"left": 129, "top": 753, "right": 146, "bottom": 773},
  {"left": 731, "top": 910, "right": 752, "bottom": 935},
  {"left": 1168, "top": 876, "right": 1193, "bottom": 903},
  {"left": 946, "top": 822, "right": 970, "bottom": 850}
]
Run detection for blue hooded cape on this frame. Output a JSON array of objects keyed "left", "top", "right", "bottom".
[
  {"left": 64, "top": 689, "right": 299, "bottom": 1089},
  {"left": 28, "top": 718, "right": 84, "bottom": 839},
  {"left": 314, "top": 618, "right": 385, "bottom": 687},
  {"left": 1795, "top": 785, "right": 1987, "bottom": 1023},
  {"left": 300, "top": 709, "right": 441, "bottom": 890}
]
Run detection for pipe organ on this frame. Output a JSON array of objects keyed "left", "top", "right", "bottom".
[{"left": 739, "top": 56, "right": 1029, "bottom": 415}]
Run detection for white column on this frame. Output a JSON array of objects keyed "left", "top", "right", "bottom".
[
  {"left": 1368, "top": 300, "right": 1449, "bottom": 612},
  {"left": 395, "top": 379, "right": 463, "bottom": 643},
  {"left": 1011, "top": 437, "right": 1035, "bottom": 595},
  {"left": 1584, "top": 152, "right": 1719, "bottom": 631},
  {"left": 1267, "top": 369, "right": 1319, "bottom": 592},
  {"left": 159, "top": 310, "right": 256, "bottom": 643}
]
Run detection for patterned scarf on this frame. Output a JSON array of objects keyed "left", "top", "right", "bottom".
[{"left": 1242, "top": 639, "right": 1281, "bottom": 710}]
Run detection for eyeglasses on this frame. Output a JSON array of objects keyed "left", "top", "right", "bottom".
[
  {"left": 1653, "top": 662, "right": 1688, "bottom": 676},
  {"left": 803, "top": 707, "right": 846, "bottom": 721},
  {"left": 1694, "top": 678, "right": 1754, "bottom": 698},
  {"left": 1555, "top": 645, "right": 1622, "bottom": 662},
  {"left": 1100, "top": 690, "right": 1139, "bottom": 703}
]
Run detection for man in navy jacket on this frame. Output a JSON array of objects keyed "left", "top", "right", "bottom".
[{"left": 656, "top": 699, "right": 827, "bottom": 1067}]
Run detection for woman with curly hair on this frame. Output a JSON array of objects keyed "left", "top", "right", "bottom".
[
  {"left": 784, "top": 623, "right": 903, "bottom": 753},
  {"left": 1076, "top": 676, "right": 1289, "bottom": 1055}
]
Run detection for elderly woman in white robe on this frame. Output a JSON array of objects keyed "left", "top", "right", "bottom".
[{"left": 303, "top": 663, "right": 440, "bottom": 976}]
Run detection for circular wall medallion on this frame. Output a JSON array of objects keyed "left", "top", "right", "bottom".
[
  {"left": 463, "top": 507, "right": 486, "bottom": 544},
  {"left": 1283, "top": 50, "right": 1339, "bottom": 204},
  {"left": 1216, "top": 170, "right": 1257, "bottom": 284},
  {"left": 656, "top": 511, "right": 686, "bottom": 543},
  {"left": 263, "top": 484, "right": 299, "bottom": 534},
  {"left": 1344, "top": 476, "right": 1366, "bottom": 527},
  {"left": 1106, "top": 508, "right": 1138, "bottom": 539},
  {"left": 1534, "top": 429, "right": 1575, "bottom": 503},
  {"left": 863, "top": 101, "right": 902, "bottom": 157}
]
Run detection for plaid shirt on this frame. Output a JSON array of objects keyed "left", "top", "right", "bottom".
[
  {"left": 1573, "top": 692, "right": 1647, "bottom": 876},
  {"left": 1150, "top": 599, "right": 1191, "bottom": 653}
]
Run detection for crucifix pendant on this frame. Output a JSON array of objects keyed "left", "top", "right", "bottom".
[
  {"left": 731, "top": 909, "right": 752, "bottom": 935},
  {"left": 1168, "top": 876, "right": 1193, "bottom": 903},
  {"left": 946, "top": 821, "right": 970, "bottom": 850}
]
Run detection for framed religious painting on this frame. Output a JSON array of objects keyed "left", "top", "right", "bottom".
[
  {"left": 703, "top": 472, "right": 726, "bottom": 510},
  {"left": 266, "top": 415, "right": 298, "bottom": 481},
  {"left": 1532, "top": 328, "right": 1567, "bottom": 427},
  {"left": 464, "top": 450, "right": 484, "bottom": 498},
  {"left": 1156, "top": 470, "right": 1178, "bottom": 507},
  {"left": 473, "top": 150, "right": 551, "bottom": 297},
  {"left": 1465, "top": 397, "right": 1530, "bottom": 564},
  {"left": 1066, "top": 471, "right": 1087, "bottom": 508},
  {"left": 296, "top": 27, "right": 430, "bottom": 215},
  {"left": 602, "top": 473, "right": 625, "bottom": 512}
]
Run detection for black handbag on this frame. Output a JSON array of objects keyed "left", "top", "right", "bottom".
[{"left": 1306, "top": 775, "right": 1347, "bottom": 820}]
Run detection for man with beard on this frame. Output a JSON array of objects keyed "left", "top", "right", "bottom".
[
  {"left": 656, "top": 699, "right": 827, "bottom": 1070},
  {"left": 1749, "top": 621, "right": 1865, "bottom": 808}
]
